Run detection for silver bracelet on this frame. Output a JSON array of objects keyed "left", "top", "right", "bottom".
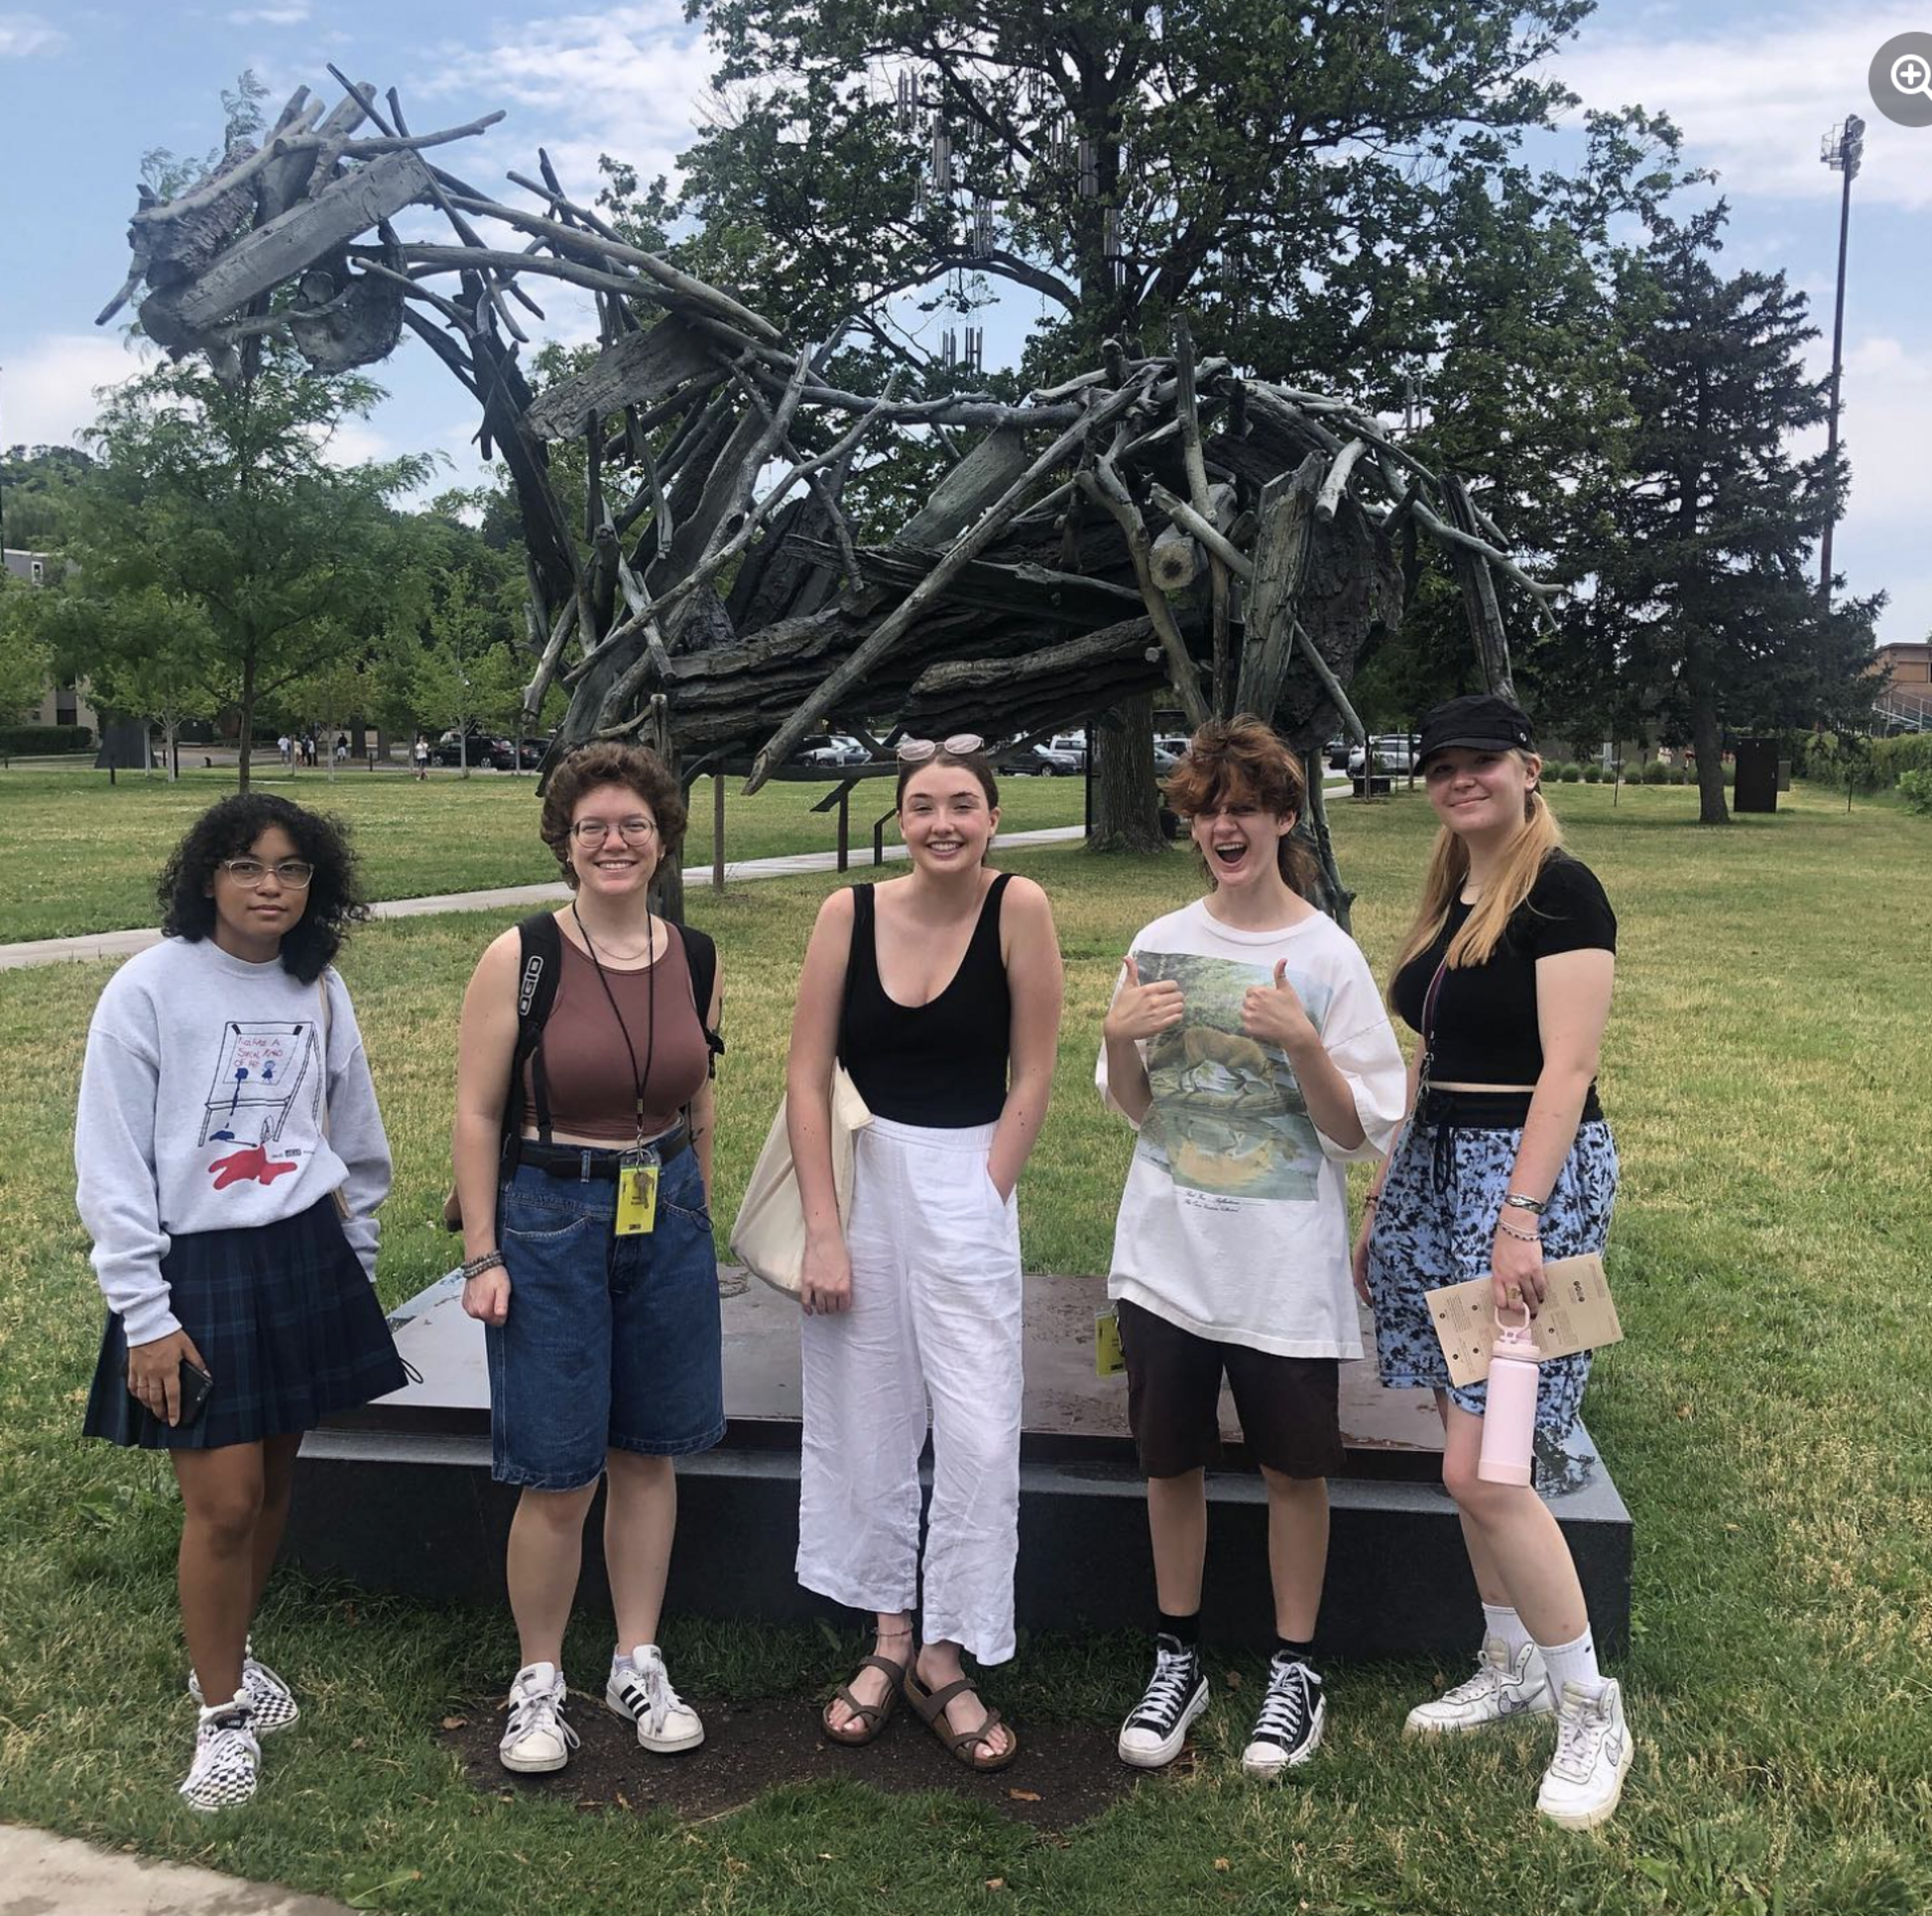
[
  {"left": 1496, "top": 1218, "right": 1541, "bottom": 1244},
  {"left": 1502, "top": 1192, "right": 1547, "bottom": 1216}
]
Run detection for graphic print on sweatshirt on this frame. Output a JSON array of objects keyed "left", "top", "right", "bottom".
[
  {"left": 198, "top": 1018, "right": 323, "bottom": 1188},
  {"left": 1136, "top": 952, "right": 1333, "bottom": 1203}
]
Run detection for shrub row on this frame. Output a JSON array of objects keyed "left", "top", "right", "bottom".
[{"left": 0, "top": 723, "right": 94, "bottom": 755}]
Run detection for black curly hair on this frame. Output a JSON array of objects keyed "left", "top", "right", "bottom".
[{"left": 158, "top": 793, "right": 368, "bottom": 983}]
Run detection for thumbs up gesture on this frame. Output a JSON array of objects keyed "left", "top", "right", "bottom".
[
  {"left": 1241, "top": 959, "right": 1317, "bottom": 1051},
  {"left": 1103, "top": 953, "right": 1186, "bottom": 1042}
]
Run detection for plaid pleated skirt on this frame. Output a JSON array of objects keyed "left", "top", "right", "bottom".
[{"left": 82, "top": 1199, "right": 408, "bottom": 1450}]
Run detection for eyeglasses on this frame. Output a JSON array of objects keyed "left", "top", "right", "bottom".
[
  {"left": 896, "top": 733, "right": 985, "bottom": 763},
  {"left": 569, "top": 816, "right": 658, "bottom": 845},
  {"left": 218, "top": 858, "right": 314, "bottom": 889}
]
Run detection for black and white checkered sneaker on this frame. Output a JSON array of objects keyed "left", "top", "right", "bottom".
[
  {"left": 1241, "top": 1653, "right": 1326, "bottom": 1778},
  {"left": 189, "top": 1643, "right": 299, "bottom": 1736},
  {"left": 1117, "top": 1633, "right": 1209, "bottom": 1769},
  {"left": 179, "top": 1700, "right": 261, "bottom": 1813}
]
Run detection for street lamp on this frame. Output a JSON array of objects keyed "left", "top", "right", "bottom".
[{"left": 1818, "top": 114, "right": 1864, "bottom": 600}]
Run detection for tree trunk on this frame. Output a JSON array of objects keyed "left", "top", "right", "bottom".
[
  {"left": 1087, "top": 694, "right": 1165, "bottom": 854},
  {"left": 1689, "top": 674, "right": 1729, "bottom": 825},
  {"left": 237, "top": 652, "right": 256, "bottom": 792}
]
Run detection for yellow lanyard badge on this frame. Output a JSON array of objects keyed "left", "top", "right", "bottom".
[{"left": 616, "top": 1154, "right": 659, "bottom": 1235}]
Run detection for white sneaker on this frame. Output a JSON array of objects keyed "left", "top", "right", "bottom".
[
  {"left": 498, "top": 1661, "right": 579, "bottom": 1774},
  {"left": 188, "top": 1644, "right": 300, "bottom": 1736},
  {"left": 1537, "top": 1679, "right": 1634, "bottom": 1831},
  {"left": 606, "top": 1644, "right": 705, "bottom": 1754},
  {"left": 1117, "top": 1634, "right": 1209, "bottom": 1769},
  {"left": 1404, "top": 1638, "right": 1555, "bottom": 1736},
  {"left": 1240, "top": 1654, "right": 1326, "bottom": 1778},
  {"left": 179, "top": 1698, "right": 261, "bottom": 1813}
]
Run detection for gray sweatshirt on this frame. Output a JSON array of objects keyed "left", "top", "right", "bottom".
[{"left": 74, "top": 936, "right": 392, "bottom": 1346}]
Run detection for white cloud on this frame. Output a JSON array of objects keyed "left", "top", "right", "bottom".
[
  {"left": 225, "top": 4, "right": 307, "bottom": 23},
  {"left": 1558, "top": 4, "right": 1932, "bottom": 210},
  {"left": 1, "top": 332, "right": 147, "bottom": 449},
  {"left": 417, "top": 3, "right": 717, "bottom": 206},
  {"left": 0, "top": 11, "right": 66, "bottom": 56}
]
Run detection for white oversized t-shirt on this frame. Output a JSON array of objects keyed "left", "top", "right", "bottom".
[{"left": 1097, "top": 898, "right": 1406, "bottom": 1359}]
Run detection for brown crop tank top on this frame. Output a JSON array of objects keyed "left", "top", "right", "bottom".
[{"left": 521, "top": 927, "right": 710, "bottom": 1141}]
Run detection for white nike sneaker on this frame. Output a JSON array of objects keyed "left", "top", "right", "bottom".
[
  {"left": 605, "top": 1644, "right": 705, "bottom": 1754},
  {"left": 1404, "top": 1637, "right": 1555, "bottom": 1736},
  {"left": 1537, "top": 1678, "right": 1633, "bottom": 1831},
  {"left": 498, "top": 1661, "right": 579, "bottom": 1774}
]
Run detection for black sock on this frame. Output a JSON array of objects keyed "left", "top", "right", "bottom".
[
  {"left": 1275, "top": 1636, "right": 1318, "bottom": 1675},
  {"left": 1157, "top": 1610, "right": 1200, "bottom": 1648}
]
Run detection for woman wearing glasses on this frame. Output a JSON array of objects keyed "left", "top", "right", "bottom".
[
  {"left": 451, "top": 744, "right": 725, "bottom": 1778},
  {"left": 788, "top": 735, "right": 1063, "bottom": 1771},
  {"left": 77, "top": 794, "right": 405, "bottom": 1812}
]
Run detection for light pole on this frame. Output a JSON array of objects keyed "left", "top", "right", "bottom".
[{"left": 1818, "top": 114, "right": 1864, "bottom": 601}]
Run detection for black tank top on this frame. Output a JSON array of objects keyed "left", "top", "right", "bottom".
[{"left": 840, "top": 875, "right": 1013, "bottom": 1127}]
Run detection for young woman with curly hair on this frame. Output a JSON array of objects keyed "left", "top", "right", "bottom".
[
  {"left": 76, "top": 793, "right": 406, "bottom": 1812},
  {"left": 450, "top": 743, "right": 725, "bottom": 1777},
  {"left": 1100, "top": 719, "right": 1404, "bottom": 1778},
  {"left": 1356, "top": 693, "right": 1630, "bottom": 1831}
]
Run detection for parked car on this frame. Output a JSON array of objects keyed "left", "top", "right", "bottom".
[
  {"left": 1048, "top": 732, "right": 1088, "bottom": 770},
  {"left": 434, "top": 728, "right": 515, "bottom": 770},
  {"left": 1348, "top": 733, "right": 1418, "bottom": 778},
  {"left": 800, "top": 734, "right": 870, "bottom": 767},
  {"left": 1326, "top": 737, "right": 1350, "bottom": 770},
  {"left": 998, "top": 742, "right": 1081, "bottom": 777}
]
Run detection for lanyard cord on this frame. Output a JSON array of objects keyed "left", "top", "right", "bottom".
[{"left": 571, "top": 900, "right": 657, "bottom": 1144}]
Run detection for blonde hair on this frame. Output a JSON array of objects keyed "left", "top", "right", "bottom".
[{"left": 1389, "top": 754, "right": 1564, "bottom": 982}]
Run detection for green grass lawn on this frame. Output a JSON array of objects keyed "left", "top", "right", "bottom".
[
  {"left": 0, "top": 765, "right": 1089, "bottom": 943},
  {"left": 1, "top": 782, "right": 1927, "bottom": 1914}
]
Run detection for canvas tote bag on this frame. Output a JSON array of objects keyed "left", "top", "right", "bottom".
[{"left": 729, "top": 1066, "right": 872, "bottom": 1295}]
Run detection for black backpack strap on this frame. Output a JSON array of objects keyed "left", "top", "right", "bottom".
[
  {"left": 500, "top": 910, "right": 563, "bottom": 1170},
  {"left": 674, "top": 922, "right": 725, "bottom": 1078}
]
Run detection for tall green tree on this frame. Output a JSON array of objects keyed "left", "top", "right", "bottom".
[
  {"left": 1577, "top": 207, "right": 1879, "bottom": 823},
  {"left": 0, "top": 575, "right": 52, "bottom": 720},
  {"left": 70, "top": 348, "right": 432, "bottom": 788}
]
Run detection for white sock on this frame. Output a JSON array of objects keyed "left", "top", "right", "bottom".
[
  {"left": 1481, "top": 1603, "right": 1532, "bottom": 1659},
  {"left": 1538, "top": 1627, "right": 1605, "bottom": 1700}
]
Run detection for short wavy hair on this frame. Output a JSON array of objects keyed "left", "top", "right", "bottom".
[
  {"left": 158, "top": 793, "right": 367, "bottom": 983},
  {"left": 1162, "top": 715, "right": 1317, "bottom": 897},
  {"left": 540, "top": 743, "right": 687, "bottom": 884}
]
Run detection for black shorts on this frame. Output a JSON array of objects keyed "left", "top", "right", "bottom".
[{"left": 1116, "top": 1298, "right": 1345, "bottom": 1481}]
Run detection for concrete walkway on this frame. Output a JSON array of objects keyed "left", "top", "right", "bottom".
[
  {"left": 0, "top": 825, "right": 1088, "bottom": 972},
  {"left": 0, "top": 1825, "right": 354, "bottom": 1916}
]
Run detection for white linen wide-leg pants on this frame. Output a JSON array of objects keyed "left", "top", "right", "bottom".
[{"left": 796, "top": 1115, "right": 1025, "bottom": 1665}]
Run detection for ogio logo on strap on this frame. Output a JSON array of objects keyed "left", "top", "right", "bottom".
[{"left": 518, "top": 953, "right": 545, "bottom": 1018}]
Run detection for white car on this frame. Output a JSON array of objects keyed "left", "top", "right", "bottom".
[{"left": 802, "top": 734, "right": 870, "bottom": 767}]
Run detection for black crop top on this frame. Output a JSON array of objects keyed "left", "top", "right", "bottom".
[
  {"left": 840, "top": 875, "right": 1013, "bottom": 1127},
  {"left": 1390, "top": 853, "right": 1616, "bottom": 1085}
]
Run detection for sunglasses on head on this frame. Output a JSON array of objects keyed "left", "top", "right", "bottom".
[{"left": 895, "top": 733, "right": 985, "bottom": 763}]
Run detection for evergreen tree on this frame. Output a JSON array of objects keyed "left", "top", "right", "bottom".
[{"left": 1580, "top": 207, "right": 1879, "bottom": 823}]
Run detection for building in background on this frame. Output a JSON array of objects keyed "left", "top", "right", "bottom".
[
  {"left": 3, "top": 546, "right": 98, "bottom": 734},
  {"left": 1872, "top": 641, "right": 1930, "bottom": 732}
]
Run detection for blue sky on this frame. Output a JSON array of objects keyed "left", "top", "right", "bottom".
[{"left": 2, "top": 0, "right": 1927, "bottom": 646}]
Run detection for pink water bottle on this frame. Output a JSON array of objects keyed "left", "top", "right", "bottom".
[{"left": 1478, "top": 1303, "right": 1540, "bottom": 1487}]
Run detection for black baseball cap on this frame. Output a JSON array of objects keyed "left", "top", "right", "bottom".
[{"left": 1415, "top": 693, "right": 1535, "bottom": 770}]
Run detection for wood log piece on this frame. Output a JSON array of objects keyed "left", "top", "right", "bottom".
[
  {"left": 141, "top": 150, "right": 436, "bottom": 350},
  {"left": 1149, "top": 522, "right": 1201, "bottom": 593},
  {"left": 523, "top": 317, "right": 716, "bottom": 439},
  {"left": 893, "top": 426, "right": 1030, "bottom": 551},
  {"left": 1234, "top": 453, "right": 1323, "bottom": 719}
]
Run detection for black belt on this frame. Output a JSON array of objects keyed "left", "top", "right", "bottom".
[{"left": 516, "top": 1124, "right": 690, "bottom": 1180}]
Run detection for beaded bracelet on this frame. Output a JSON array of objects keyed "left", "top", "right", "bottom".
[
  {"left": 462, "top": 1250, "right": 506, "bottom": 1280},
  {"left": 1495, "top": 1218, "right": 1541, "bottom": 1244}
]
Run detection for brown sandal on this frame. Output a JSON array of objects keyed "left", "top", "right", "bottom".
[
  {"left": 904, "top": 1669, "right": 1021, "bottom": 1772},
  {"left": 820, "top": 1654, "right": 907, "bottom": 1746}
]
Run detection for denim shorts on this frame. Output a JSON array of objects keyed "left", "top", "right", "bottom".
[{"left": 485, "top": 1148, "right": 725, "bottom": 1490}]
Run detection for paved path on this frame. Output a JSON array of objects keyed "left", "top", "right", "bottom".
[
  {"left": 0, "top": 1825, "right": 354, "bottom": 1916},
  {"left": 0, "top": 826, "right": 1086, "bottom": 972}
]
